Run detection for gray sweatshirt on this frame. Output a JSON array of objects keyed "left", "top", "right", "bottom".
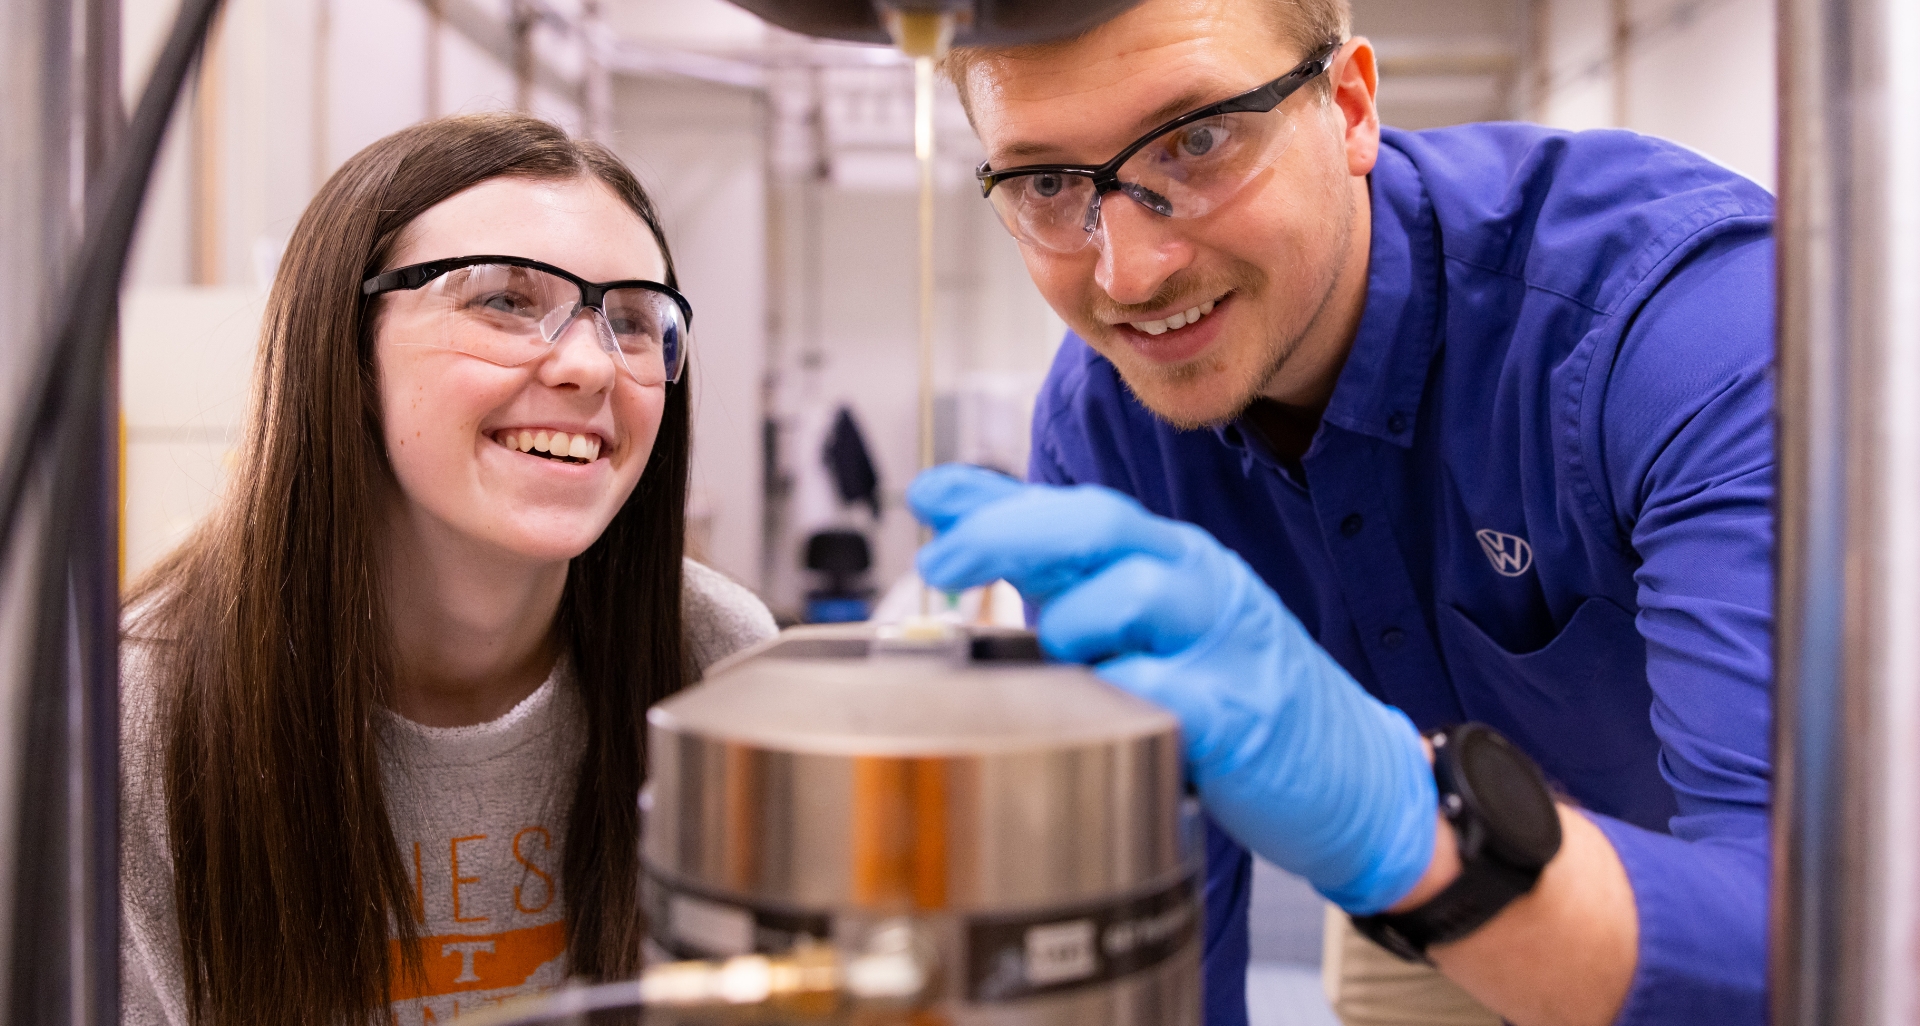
[{"left": 120, "top": 560, "right": 777, "bottom": 1026}]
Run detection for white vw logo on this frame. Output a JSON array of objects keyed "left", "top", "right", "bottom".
[{"left": 1475, "top": 529, "right": 1533, "bottom": 577}]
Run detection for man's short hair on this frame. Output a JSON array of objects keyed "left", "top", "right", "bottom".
[{"left": 943, "top": 0, "right": 1352, "bottom": 112}]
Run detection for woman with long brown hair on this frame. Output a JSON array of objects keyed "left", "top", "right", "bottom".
[{"left": 120, "top": 112, "right": 774, "bottom": 1026}]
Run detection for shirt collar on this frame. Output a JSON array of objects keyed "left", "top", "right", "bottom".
[{"left": 1214, "top": 139, "right": 1443, "bottom": 455}]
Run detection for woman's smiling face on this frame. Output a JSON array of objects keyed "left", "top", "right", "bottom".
[{"left": 372, "top": 175, "right": 671, "bottom": 564}]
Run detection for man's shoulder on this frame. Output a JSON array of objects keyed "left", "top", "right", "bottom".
[{"left": 1381, "top": 123, "right": 1774, "bottom": 314}]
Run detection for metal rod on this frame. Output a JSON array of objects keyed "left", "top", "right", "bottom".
[
  {"left": 1771, "top": 0, "right": 1920, "bottom": 1022},
  {"left": 1608, "top": 0, "right": 1630, "bottom": 127},
  {"left": 1, "top": 0, "right": 223, "bottom": 1019},
  {"left": 78, "top": 5, "right": 125, "bottom": 1022},
  {"left": 885, "top": 8, "right": 955, "bottom": 618},
  {"left": 190, "top": 6, "right": 224, "bottom": 286},
  {"left": 312, "top": 0, "right": 330, "bottom": 189},
  {"left": 511, "top": 0, "right": 534, "bottom": 112},
  {"left": 1525, "top": 0, "right": 1550, "bottom": 122},
  {"left": 425, "top": 0, "right": 444, "bottom": 120},
  {"left": 914, "top": 54, "right": 936, "bottom": 616},
  {"left": 2, "top": 0, "right": 77, "bottom": 1015},
  {"left": 914, "top": 53, "right": 936, "bottom": 479}
]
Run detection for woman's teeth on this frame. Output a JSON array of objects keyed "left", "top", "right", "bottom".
[
  {"left": 493, "top": 429, "right": 602, "bottom": 463},
  {"left": 1129, "top": 298, "right": 1218, "bottom": 336}
]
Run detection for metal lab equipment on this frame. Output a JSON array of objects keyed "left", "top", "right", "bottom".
[
  {"left": 719, "top": 0, "right": 1145, "bottom": 49},
  {"left": 643, "top": 624, "right": 1202, "bottom": 1024},
  {"left": 1772, "top": 0, "right": 1920, "bottom": 1021}
]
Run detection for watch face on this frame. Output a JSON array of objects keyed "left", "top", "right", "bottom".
[{"left": 1457, "top": 729, "right": 1561, "bottom": 868}]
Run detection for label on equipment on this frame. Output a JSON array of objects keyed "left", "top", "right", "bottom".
[
  {"left": 1023, "top": 919, "right": 1098, "bottom": 985},
  {"left": 668, "top": 893, "right": 755, "bottom": 956},
  {"left": 965, "top": 875, "right": 1198, "bottom": 1003},
  {"left": 643, "top": 871, "right": 831, "bottom": 961},
  {"left": 644, "top": 869, "right": 1198, "bottom": 1004}
]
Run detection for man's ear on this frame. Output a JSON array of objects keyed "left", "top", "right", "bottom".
[{"left": 1332, "top": 37, "right": 1381, "bottom": 177}]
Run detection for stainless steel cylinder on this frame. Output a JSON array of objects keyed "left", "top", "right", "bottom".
[{"left": 643, "top": 624, "right": 1201, "bottom": 1024}]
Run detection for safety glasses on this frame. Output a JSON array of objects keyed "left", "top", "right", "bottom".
[
  {"left": 362, "top": 255, "right": 692, "bottom": 385},
  {"left": 976, "top": 40, "right": 1343, "bottom": 253}
]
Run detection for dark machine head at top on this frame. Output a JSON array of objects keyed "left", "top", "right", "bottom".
[{"left": 718, "top": 0, "right": 1146, "bottom": 48}]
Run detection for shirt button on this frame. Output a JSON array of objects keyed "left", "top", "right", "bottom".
[
  {"left": 1387, "top": 412, "right": 1409, "bottom": 434},
  {"left": 1380, "top": 627, "right": 1407, "bottom": 649},
  {"left": 1340, "top": 513, "right": 1364, "bottom": 537}
]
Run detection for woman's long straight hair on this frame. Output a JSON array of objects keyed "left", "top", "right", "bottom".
[{"left": 125, "top": 112, "right": 689, "bottom": 1026}]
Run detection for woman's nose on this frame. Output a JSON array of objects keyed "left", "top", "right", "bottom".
[{"left": 540, "top": 307, "right": 620, "bottom": 391}]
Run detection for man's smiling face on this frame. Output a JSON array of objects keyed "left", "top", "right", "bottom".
[{"left": 961, "top": 0, "right": 1379, "bottom": 427}]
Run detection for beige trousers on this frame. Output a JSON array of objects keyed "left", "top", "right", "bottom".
[{"left": 1319, "top": 905, "right": 1503, "bottom": 1026}]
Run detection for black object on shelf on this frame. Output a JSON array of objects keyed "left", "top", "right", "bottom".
[{"left": 804, "top": 529, "right": 874, "bottom": 623}]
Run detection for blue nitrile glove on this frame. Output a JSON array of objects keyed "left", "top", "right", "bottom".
[{"left": 909, "top": 464, "right": 1438, "bottom": 914}]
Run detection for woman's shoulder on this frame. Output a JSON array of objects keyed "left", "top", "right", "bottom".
[
  {"left": 680, "top": 558, "right": 777, "bottom": 678},
  {"left": 119, "top": 596, "right": 178, "bottom": 765}
]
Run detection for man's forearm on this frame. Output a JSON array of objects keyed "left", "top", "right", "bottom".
[{"left": 1388, "top": 805, "right": 1637, "bottom": 1026}]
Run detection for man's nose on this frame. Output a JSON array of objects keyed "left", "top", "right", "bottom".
[{"left": 1091, "top": 193, "right": 1195, "bottom": 306}]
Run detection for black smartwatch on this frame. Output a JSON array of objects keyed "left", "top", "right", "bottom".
[{"left": 1350, "top": 723, "right": 1562, "bottom": 962}]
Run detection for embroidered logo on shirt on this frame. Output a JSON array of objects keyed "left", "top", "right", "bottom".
[{"left": 1475, "top": 529, "right": 1533, "bottom": 577}]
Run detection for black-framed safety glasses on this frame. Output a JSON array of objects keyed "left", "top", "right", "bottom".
[
  {"left": 362, "top": 255, "right": 692, "bottom": 385},
  {"left": 975, "top": 39, "right": 1344, "bottom": 252}
]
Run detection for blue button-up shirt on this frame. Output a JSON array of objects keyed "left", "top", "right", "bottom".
[{"left": 1027, "top": 124, "right": 1775, "bottom": 1025}]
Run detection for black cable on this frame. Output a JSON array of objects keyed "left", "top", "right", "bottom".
[
  {"left": 2, "top": 0, "right": 224, "bottom": 1021},
  {"left": 0, "top": 0, "right": 226, "bottom": 565}
]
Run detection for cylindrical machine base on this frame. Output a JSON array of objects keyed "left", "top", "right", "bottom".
[{"left": 643, "top": 624, "right": 1201, "bottom": 1023}]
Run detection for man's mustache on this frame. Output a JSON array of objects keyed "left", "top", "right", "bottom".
[{"left": 1088, "top": 274, "right": 1253, "bottom": 323}]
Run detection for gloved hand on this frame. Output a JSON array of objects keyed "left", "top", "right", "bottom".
[{"left": 909, "top": 464, "right": 1438, "bottom": 914}]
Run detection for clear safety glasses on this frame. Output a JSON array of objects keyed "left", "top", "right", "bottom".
[
  {"left": 975, "top": 40, "right": 1342, "bottom": 253},
  {"left": 361, "top": 255, "right": 692, "bottom": 386}
]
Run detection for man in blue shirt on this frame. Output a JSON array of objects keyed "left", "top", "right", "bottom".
[{"left": 907, "top": 1, "right": 1773, "bottom": 1024}]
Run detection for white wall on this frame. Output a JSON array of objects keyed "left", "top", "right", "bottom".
[
  {"left": 608, "top": 75, "right": 769, "bottom": 589},
  {"left": 1621, "top": 0, "right": 1774, "bottom": 189},
  {"left": 1533, "top": 0, "right": 1775, "bottom": 190},
  {"left": 120, "top": 288, "right": 265, "bottom": 576}
]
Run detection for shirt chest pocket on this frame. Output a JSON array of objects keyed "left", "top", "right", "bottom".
[{"left": 1435, "top": 596, "right": 1676, "bottom": 831}]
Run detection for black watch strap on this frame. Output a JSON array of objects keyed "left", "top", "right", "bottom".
[
  {"left": 1349, "top": 723, "right": 1561, "bottom": 963},
  {"left": 1348, "top": 850, "right": 1537, "bottom": 963}
]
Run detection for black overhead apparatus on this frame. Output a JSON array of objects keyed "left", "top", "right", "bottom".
[{"left": 718, "top": 0, "right": 1146, "bottom": 48}]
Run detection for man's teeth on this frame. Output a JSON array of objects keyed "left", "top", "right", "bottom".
[
  {"left": 1129, "top": 298, "right": 1218, "bottom": 337},
  {"left": 494, "top": 429, "right": 602, "bottom": 462}
]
